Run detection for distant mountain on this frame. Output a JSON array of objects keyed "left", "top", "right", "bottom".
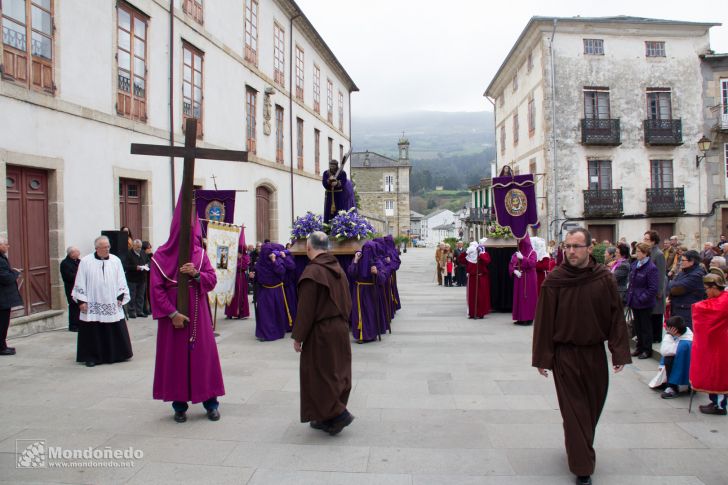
[
  {"left": 352, "top": 111, "right": 495, "bottom": 193},
  {"left": 352, "top": 111, "right": 494, "bottom": 160}
]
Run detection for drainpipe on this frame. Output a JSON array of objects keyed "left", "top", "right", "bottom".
[
  {"left": 289, "top": 13, "right": 300, "bottom": 226},
  {"left": 169, "top": 2, "right": 176, "bottom": 210},
  {"left": 485, "top": 95, "right": 496, "bottom": 239},
  {"left": 549, "top": 19, "right": 558, "bottom": 241}
]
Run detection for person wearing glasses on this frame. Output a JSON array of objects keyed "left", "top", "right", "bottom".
[
  {"left": 625, "top": 242, "right": 660, "bottom": 359},
  {"left": 667, "top": 250, "right": 706, "bottom": 329},
  {"left": 532, "top": 227, "right": 631, "bottom": 485}
]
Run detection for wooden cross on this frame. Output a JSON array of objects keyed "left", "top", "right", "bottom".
[{"left": 130, "top": 118, "right": 247, "bottom": 316}]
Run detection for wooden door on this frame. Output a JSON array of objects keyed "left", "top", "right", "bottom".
[
  {"left": 722, "top": 208, "right": 728, "bottom": 236},
  {"left": 256, "top": 186, "right": 271, "bottom": 242},
  {"left": 119, "top": 178, "right": 143, "bottom": 239},
  {"left": 587, "top": 224, "right": 615, "bottom": 244},
  {"left": 650, "top": 223, "right": 674, "bottom": 247},
  {"left": 6, "top": 166, "right": 51, "bottom": 317}
]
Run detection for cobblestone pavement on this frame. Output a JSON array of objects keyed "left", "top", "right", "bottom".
[{"left": 1, "top": 248, "right": 727, "bottom": 484}]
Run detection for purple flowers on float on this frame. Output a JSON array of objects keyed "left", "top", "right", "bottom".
[
  {"left": 290, "top": 211, "right": 324, "bottom": 240},
  {"left": 329, "top": 208, "right": 374, "bottom": 241}
]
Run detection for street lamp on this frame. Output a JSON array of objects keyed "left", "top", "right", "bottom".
[{"left": 695, "top": 135, "right": 712, "bottom": 168}]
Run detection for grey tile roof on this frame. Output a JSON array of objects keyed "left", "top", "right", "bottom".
[{"left": 351, "top": 151, "right": 411, "bottom": 168}]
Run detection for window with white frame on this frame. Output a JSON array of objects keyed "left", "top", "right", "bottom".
[
  {"left": 645, "top": 41, "right": 666, "bottom": 58},
  {"left": 384, "top": 200, "right": 394, "bottom": 216},
  {"left": 384, "top": 174, "right": 394, "bottom": 192}
]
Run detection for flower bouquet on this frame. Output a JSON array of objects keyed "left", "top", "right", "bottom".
[
  {"left": 328, "top": 208, "right": 374, "bottom": 241},
  {"left": 486, "top": 223, "right": 513, "bottom": 239},
  {"left": 290, "top": 211, "right": 324, "bottom": 240}
]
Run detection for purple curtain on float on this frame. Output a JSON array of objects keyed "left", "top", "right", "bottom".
[{"left": 492, "top": 174, "right": 538, "bottom": 239}]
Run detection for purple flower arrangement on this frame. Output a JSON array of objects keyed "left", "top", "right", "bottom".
[
  {"left": 328, "top": 208, "right": 374, "bottom": 241},
  {"left": 290, "top": 211, "right": 324, "bottom": 240}
]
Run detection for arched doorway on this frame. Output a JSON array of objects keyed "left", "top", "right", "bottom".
[{"left": 256, "top": 185, "right": 272, "bottom": 242}]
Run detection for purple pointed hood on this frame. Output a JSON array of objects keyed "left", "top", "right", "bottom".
[{"left": 152, "top": 192, "right": 205, "bottom": 281}]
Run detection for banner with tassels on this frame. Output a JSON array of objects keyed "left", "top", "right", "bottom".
[
  {"left": 205, "top": 221, "right": 242, "bottom": 305},
  {"left": 492, "top": 173, "right": 539, "bottom": 239}
]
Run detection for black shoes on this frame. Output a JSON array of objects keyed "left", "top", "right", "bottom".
[
  {"left": 85, "top": 361, "right": 96, "bottom": 367},
  {"left": 309, "top": 420, "right": 327, "bottom": 430},
  {"left": 0, "top": 347, "right": 16, "bottom": 356},
  {"left": 637, "top": 352, "right": 652, "bottom": 360},
  {"left": 174, "top": 411, "right": 187, "bottom": 423},
  {"left": 514, "top": 320, "right": 532, "bottom": 326},
  {"left": 630, "top": 349, "right": 641, "bottom": 357},
  {"left": 326, "top": 411, "right": 355, "bottom": 436},
  {"left": 576, "top": 476, "right": 592, "bottom": 485},
  {"left": 699, "top": 403, "right": 727, "bottom": 416},
  {"left": 207, "top": 409, "right": 221, "bottom": 421}
]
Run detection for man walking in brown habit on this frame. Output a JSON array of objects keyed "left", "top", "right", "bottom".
[
  {"left": 292, "top": 231, "right": 354, "bottom": 435},
  {"left": 532, "top": 227, "right": 631, "bottom": 485}
]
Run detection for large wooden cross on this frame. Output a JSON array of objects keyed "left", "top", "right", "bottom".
[{"left": 130, "top": 118, "right": 247, "bottom": 316}]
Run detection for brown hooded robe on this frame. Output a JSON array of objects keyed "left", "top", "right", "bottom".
[
  {"left": 532, "top": 257, "right": 631, "bottom": 476},
  {"left": 292, "top": 252, "right": 353, "bottom": 423}
]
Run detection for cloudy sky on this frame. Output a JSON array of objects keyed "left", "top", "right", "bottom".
[{"left": 296, "top": 0, "right": 728, "bottom": 117}]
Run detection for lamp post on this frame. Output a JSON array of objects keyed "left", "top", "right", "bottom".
[{"left": 695, "top": 135, "right": 712, "bottom": 246}]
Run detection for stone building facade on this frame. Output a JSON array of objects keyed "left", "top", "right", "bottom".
[
  {"left": 0, "top": 0, "right": 356, "bottom": 333},
  {"left": 485, "top": 16, "right": 724, "bottom": 246},
  {"left": 350, "top": 138, "right": 411, "bottom": 236}
]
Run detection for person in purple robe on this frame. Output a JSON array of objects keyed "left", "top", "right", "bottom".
[
  {"left": 348, "top": 241, "right": 384, "bottom": 342},
  {"left": 150, "top": 195, "right": 225, "bottom": 423},
  {"left": 509, "top": 234, "right": 539, "bottom": 326},
  {"left": 277, "top": 244, "right": 297, "bottom": 331},
  {"left": 224, "top": 229, "right": 250, "bottom": 320},
  {"left": 323, "top": 160, "right": 355, "bottom": 223},
  {"left": 253, "top": 243, "right": 292, "bottom": 341},
  {"left": 372, "top": 240, "right": 392, "bottom": 331},
  {"left": 383, "top": 235, "right": 402, "bottom": 312}
]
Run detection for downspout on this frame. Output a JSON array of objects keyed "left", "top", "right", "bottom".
[
  {"left": 288, "top": 13, "right": 301, "bottom": 226},
  {"left": 169, "top": 2, "right": 176, "bottom": 210},
  {"left": 486, "top": 95, "right": 496, "bottom": 240},
  {"left": 549, "top": 19, "right": 558, "bottom": 241}
]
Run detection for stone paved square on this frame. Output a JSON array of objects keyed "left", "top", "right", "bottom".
[{"left": 2, "top": 248, "right": 727, "bottom": 484}]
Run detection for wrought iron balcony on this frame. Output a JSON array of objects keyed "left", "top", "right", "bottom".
[
  {"left": 581, "top": 118, "right": 621, "bottom": 146},
  {"left": 646, "top": 187, "right": 685, "bottom": 215},
  {"left": 643, "top": 119, "right": 683, "bottom": 145},
  {"left": 583, "top": 189, "right": 623, "bottom": 218},
  {"left": 467, "top": 207, "right": 492, "bottom": 224}
]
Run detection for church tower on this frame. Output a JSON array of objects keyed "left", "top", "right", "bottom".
[{"left": 398, "top": 134, "right": 409, "bottom": 162}]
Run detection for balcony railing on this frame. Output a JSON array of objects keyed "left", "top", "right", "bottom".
[
  {"left": 466, "top": 207, "right": 492, "bottom": 224},
  {"left": 646, "top": 187, "right": 685, "bottom": 215},
  {"left": 581, "top": 118, "right": 621, "bottom": 145},
  {"left": 583, "top": 189, "right": 623, "bottom": 218},
  {"left": 719, "top": 113, "right": 728, "bottom": 132},
  {"left": 644, "top": 119, "right": 683, "bottom": 145}
]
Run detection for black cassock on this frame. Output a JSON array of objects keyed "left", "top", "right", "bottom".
[{"left": 60, "top": 256, "right": 81, "bottom": 332}]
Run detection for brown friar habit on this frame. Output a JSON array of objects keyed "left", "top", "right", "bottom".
[
  {"left": 292, "top": 252, "right": 353, "bottom": 423},
  {"left": 532, "top": 256, "right": 631, "bottom": 477}
]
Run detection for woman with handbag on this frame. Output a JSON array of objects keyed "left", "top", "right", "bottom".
[{"left": 625, "top": 242, "right": 659, "bottom": 359}]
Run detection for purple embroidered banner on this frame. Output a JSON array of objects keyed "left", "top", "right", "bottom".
[
  {"left": 492, "top": 174, "right": 538, "bottom": 239},
  {"left": 195, "top": 190, "right": 236, "bottom": 235}
]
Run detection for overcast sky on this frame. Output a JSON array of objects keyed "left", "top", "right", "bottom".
[{"left": 296, "top": 0, "right": 728, "bottom": 117}]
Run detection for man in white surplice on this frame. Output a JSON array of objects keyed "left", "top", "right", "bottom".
[{"left": 72, "top": 235, "right": 133, "bottom": 367}]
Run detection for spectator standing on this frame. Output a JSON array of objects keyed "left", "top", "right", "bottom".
[
  {"left": 612, "top": 244, "right": 631, "bottom": 303},
  {"left": 0, "top": 236, "right": 23, "bottom": 356},
  {"left": 644, "top": 230, "right": 666, "bottom": 344},
  {"left": 667, "top": 250, "right": 706, "bottom": 328},
  {"left": 124, "top": 239, "right": 149, "bottom": 318},
  {"left": 625, "top": 242, "right": 659, "bottom": 359},
  {"left": 60, "top": 246, "right": 81, "bottom": 332}
]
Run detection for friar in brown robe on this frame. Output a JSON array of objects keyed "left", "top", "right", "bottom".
[
  {"left": 292, "top": 231, "right": 354, "bottom": 435},
  {"left": 532, "top": 228, "right": 631, "bottom": 484}
]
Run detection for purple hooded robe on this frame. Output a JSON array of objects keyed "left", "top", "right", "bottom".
[
  {"left": 224, "top": 228, "right": 250, "bottom": 319},
  {"left": 253, "top": 243, "right": 291, "bottom": 341},
  {"left": 508, "top": 234, "right": 539, "bottom": 321},
  {"left": 347, "top": 241, "right": 385, "bottom": 341},
  {"left": 322, "top": 169, "right": 355, "bottom": 223},
  {"left": 150, "top": 194, "right": 225, "bottom": 404}
]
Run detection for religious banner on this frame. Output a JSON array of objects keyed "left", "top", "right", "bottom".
[
  {"left": 205, "top": 221, "right": 242, "bottom": 305},
  {"left": 195, "top": 190, "right": 236, "bottom": 236},
  {"left": 492, "top": 174, "right": 538, "bottom": 239}
]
